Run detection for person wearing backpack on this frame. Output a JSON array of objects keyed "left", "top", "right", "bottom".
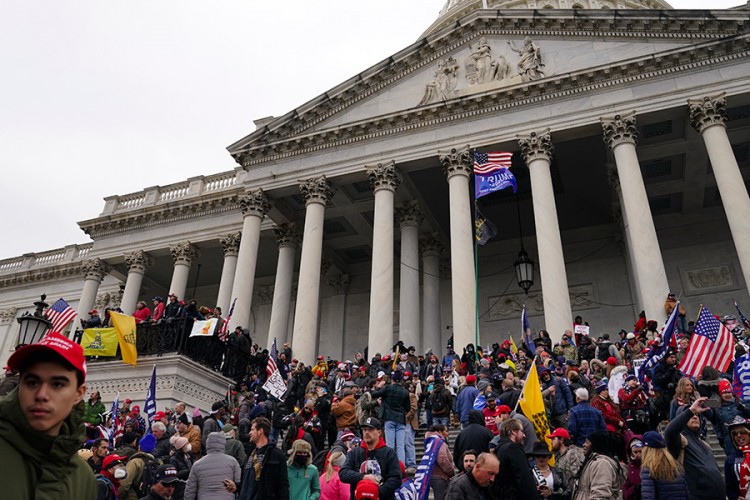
[
  {"left": 430, "top": 380, "right": 452, "bottom": 426},
  {"left": 118, "top": 434, "right": 159, "bottom": 500},
  {"left": 97, "top": 454, "right": 128, "bottom": 500}
]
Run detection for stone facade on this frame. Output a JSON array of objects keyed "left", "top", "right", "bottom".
[{"left": 0, "top": 6, "right": 749, "bottom": 369}]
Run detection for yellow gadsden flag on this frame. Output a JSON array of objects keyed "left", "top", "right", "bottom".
[
  {"left": 82, "top": 327, "right": 119, "bottom": 357},
  {"left": 110, "top": 311, "right": 137, "bottom": 367},
  {"left": 518, "top": 363, "right": 554, "bottom": 464}
]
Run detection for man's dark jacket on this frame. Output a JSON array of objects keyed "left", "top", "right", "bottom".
[
  {"left": 340, "top": 438, "right": 402, "bottom": 500},
  {"left": 237, "top": 443, "right": 289, "bottom": 500},
  {"left": 453, "top": 410, "right": 493, "bottom": 470},
  {"left": 491, "top": 434, "right": 539, "bottom": 500},
  {"left": 371, "top": 383, "right": 410, "bottom": 424}
]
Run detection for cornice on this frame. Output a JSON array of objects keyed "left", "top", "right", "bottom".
[
  {"left": 235, "top": 31, "right": 749, "bottom": 167},
  {"left": 79, "top": 193, "right": 242, "bottom": 239},
  {"left": 0, "top": 262, "right": 88, "bottom": 290},
  {"left": 230, "top": 10, "right": 748, "bottom": 165}
]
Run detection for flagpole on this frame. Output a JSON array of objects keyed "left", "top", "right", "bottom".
[
  {"left": 474, "top": 200, "right": 480, "bottom": 365},
  {"left": 513, "top": 354, "right": 539, "bottom": 413}
]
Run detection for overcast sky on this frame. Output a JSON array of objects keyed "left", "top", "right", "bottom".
[{"left": 0, "top": 0, "right": 741, "bottom": 260}]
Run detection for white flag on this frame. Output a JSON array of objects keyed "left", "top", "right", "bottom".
[{"left": 189, "top": 318, "right": 219, "bottom": 337}]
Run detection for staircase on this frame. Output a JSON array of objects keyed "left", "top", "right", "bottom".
[
  {"left": 705, "top": 422, "right": 727, "bottom": 470},
  {"left": 413, "top": 424, "right": 461, "bottom": 463}
]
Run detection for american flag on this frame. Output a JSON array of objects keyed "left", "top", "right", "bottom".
[
  {"left": 679, "top": 305, "right": 735, "bottom": 377},
  {"left": 45, "top": 298, "right": 77, "bottom": 335},
  {"left": 110, "top": 392, "right": 123, "bottom": 447},
  {"left": 733, "top": 299, "right": 750, "bottom": 330},
  {"left": 473, "top": 151, "right": 513, "bottom": 175},
  {"left": 145, "top": 366, "right": 156, "bottom": 431},
  {"left": 638, "top": 301, "right": 680, "bottom": 383},
  {"left": 521, "top": 305, "right": 535, "bottom": 354},
  {"left": 217, "top": 298, "right": 236, "bottom": 342},
  {"left": 267, "top": 338, "right": 279, "bottom": 378}
]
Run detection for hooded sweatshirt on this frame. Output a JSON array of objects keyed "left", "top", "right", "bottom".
[
  {"left": 339, "top": 437, "right": 402, "bottom": 500},
  {"left": 0, "top": 387, "right": 97, "bottom": 500},
  {"left": 184, "top": 431, "right": 241, "bottom": 500},
  {"left": 453, "top": 410, "right": 494, "bottom": 469}
]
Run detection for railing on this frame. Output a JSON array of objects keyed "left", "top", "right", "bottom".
[
  {"left": 205, "top": 172, "right": 236, "bottom": 192},
  {"left": 78, "top": 318, "right": 257, "bottom": 381},
  {"left": 0, "top": 258, "right": 23, "bottom": 272},
  {"left": 33, "top": 250, "right": 66, "bottom": 265},
  {"left": 118, "top": 193, "right": 146, "bottom": 210},
  {"left": 0, "top": 244, "right": 94, "bottom": 275},
  {"left": 159, "top": 182, "right": 189, "bottom": 202}
]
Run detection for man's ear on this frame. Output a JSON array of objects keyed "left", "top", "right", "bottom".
[{"left": 75, "top": 383, "right": 87, "bottom": 405}]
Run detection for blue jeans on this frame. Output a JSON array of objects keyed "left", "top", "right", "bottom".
[
  {"left": 269, "top": 427, "right": 280, "bottom": 445},
  {"left": 384, "top": 421, "right": 406, "bottom": 464},
  {"left": 432, "top": 416, "right": 449, "bottom": 427},
  {"left": 405, "top": 424, "right": 416, "bottom": 467}
]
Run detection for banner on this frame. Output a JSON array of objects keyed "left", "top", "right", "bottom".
[
  {"left": 518, "top": 363, "right": 554, "bottom": 465},
  {"left": 262, "top": 369, "right": 288, "bottom": 400},
  {"left": 110, "top": 311, "right": 137, "bottom": 367},
  {"left": 475, "top": 168, "right": 517, "bottom": 198},
  {"left": 573, "top": 324, "right": 590, "bottom": 336},
  {"left": 395, "top": 436, "right": 443, "bottom": 500},
  {"left": 82, "top": 327, "right": 119, "bottom": 357},
  {"left": 734, "top": 352, "right": 750, "bottom": 402},
  {"left": 145, "top": 365, "right": 157, "bottom": 431},
  {"left": 189, "top": 318, "right": 219, "bottom": 337}
]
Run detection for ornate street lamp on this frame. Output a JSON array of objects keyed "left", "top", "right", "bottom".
[
  {"left": 514, "top": 247, "right": 535, "bottom": 294},
  {"left": 16, "top": 294, "right": 52, "bottom": 348},
  {"left": 514, "top": 193, "right": 535, "bottom": 294}
]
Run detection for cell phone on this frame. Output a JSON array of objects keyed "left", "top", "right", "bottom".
[{"left": 703, "top": 398, "right": 721, "bottom": 408}]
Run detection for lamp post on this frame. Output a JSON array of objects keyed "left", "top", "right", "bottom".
[
  {"left": 16, "top": 295, "right": 52, "bottom": 348},
  {"left": 514, "top": 193, "right": 535, "bottom": 294}
]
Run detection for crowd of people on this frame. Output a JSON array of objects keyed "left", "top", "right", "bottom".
[{"left": 2, "top": 294, "right": 750, "bottom": 500}]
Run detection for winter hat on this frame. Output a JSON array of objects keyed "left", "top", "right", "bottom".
[
  {"left": 222, "top": 423, "right": 235, "bottom": 435},
  {"left": 595, "top": 382, "right": 609, "bottom": 394},
  {"left": 391, "top": 371, "right": 403, "bottom": 382},
  {"left": 177, "top": 413, "right": 189, "bottom": 426},
  {"left": 330, "top": 451, "right": 347, "bottom": 467},
  {"left": 606, "top": 356, "right": 618, "bottom": 366},
  {"left": 719, "top": 379, "right": 732, "bottom": 394},
  {"left": 171, "top": 436, "right": 189, "bottom": 450},
  {"left": 139, "top": 433, "right": 157, "bottom": 453},
  {"left": 466, "top": 375, "right": 477, "bottom": 385},
  {"left": 355, "top": 479, "right": 380, "bottom": 500},
  {"left": 192, "top": 407, "right": 201, "bottom": 418},
  {"left": 625, "top": 374, "right": 637, "bottom": 383},
  {"left": 643, "top": 431, "right": 666, "bottom": 449},
  {"left": 477, "top": 379, "right": 490, "bottom": 391},
  {"left": 287, "top": 439, "right": 312, "bottom": 466},
  {"left": 210, "top": 401, "right": 224, "bottom": 414},
  {"left": 102, "top": 454, "right": 127, "bottom": 470}
]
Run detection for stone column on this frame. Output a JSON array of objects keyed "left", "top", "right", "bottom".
[
  {"left": 216, "top": 233, "right": 241, "bottom": 313},
  {"left": 121, "top": 250, "right": 152, "bottom": 315},
  {"left": 268, "top": 223, "right": 299, "bottom": 346},
  {"left": 602, "top": 112, "right": 669, "bottom": 321},
  {"left": 396, "top": 201, "right": 422, "bottom": 352},
  {"left": 76, "top": 259, "right": 109, "bottom": 326},
  {"left": 291, "top": 176, "right": 334, "bottom": 365},
  {"left": 439, "top": 147, "right": 476, "bottom": 351},
  {"left": 230, "top": 190, "right": 271, "bottom": 332},
  {"left": 517, "top": 130, "right": 571, "bottom": 343},
  {"left": 689, "top": 93, "right": 750, "bottom": 290},
  {"left": 420, "top": 234, "right": 443, "bottom": 356},
  {"left": 365, "top": 161, "right": 401, "bottom": 357},
  {"left": 168, "top": 241, "right": 198, "bottom": 300}
]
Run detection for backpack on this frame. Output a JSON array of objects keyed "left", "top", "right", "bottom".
[
  {"left": 95, "top": 474, "right": 117, "bottom": 500},
  {"left": 134, "top": 455, "right": 160, "bottom": 497},
  {"left": 431, "top": 389, "right": 449, "bottom": 415}
]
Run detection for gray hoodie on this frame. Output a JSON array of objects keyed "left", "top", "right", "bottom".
[{"left": 184, "top": 432, "right": 241, "bottom": 500}]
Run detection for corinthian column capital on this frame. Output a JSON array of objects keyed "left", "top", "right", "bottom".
[
  {"left": 273, "top": 223, "right": 300, "bottom": 249},
  {"left": 82, "top": 258, "right": 109, "bottom": 282},
  {"left": 365, "top": 161, "right": 401, "bottom": 193},
  {"left": 601, "top": 112, "right": 638, "bottom": 149},
  {"left": 239, "top": 188, "right": 271, "bottom": 218},
  {"left": 396, "top": 201, "right": 423, "bottom": 228},
  {"left": 170, "top": 241, "right": 199, "bottom": 266},
  {"left": 299, "top": 176, "right": 334, "bottom": 206},
  {"left": 688, "top": 92, "right": 727, "bottom": 134},
  {"left": 419, "top": 233, "right": 444, "bottom": 257},
  {"left": 219, "top": 232, "right": 242, "bottom": 257},
  {"left": 124, "top": 250, "right": 152, "bottom": 274},
  {"left": 518, "top": 129, "right": 554, "bottom": 164},
  {"left": 439, "top": 146, "right": 473, "bottom": 180}
]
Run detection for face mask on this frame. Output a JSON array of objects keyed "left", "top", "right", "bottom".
[
  {"left": 184, "top": 444, "right": 192, "bottom": 453},
  {"left": 294, "top": 455, "right": 309, "bottom": 466},
  {"left": 114, "top": 467, "right": 128, "bottom": 480}
]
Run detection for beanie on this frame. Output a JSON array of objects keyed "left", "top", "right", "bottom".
[
  {"left": 466, "top": 375, "right": 476, "bottom": 385},
  {"left": 139, "top": 433, "right": 157, "bottom": 453}
]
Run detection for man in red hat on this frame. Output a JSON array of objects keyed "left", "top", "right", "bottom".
[
  {"left": 97, "top": 454, "right": 128, "bottom": 500},
  {"left": 0, "top": 332, "right": 97, "bottom": 499},
  {"left": 548, "top": 427, "right": 585, "bottom": 485}
]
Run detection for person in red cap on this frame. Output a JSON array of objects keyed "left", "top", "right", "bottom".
[
  {"left": 712, "top": 378, "right": 750, "bottom": 453},
  {"left": 97, "top": 454, "right": 128, "bottom": 500},
  {"left": 548, "top": 427, "right": 585, "bottom": 488},
  {"left": 457, "top": 375, "right": 479, "bottom": 428},
  {"left": 0, "top": 332, "right": 97, "bottom": 499}
]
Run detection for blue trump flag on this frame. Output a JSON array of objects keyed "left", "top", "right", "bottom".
[
  {"left": 522, "top": 305, "right": 536, "bottom": 354},
  {"left": 638, "top": 302, "right": 680, "bottom": 384},
  {"left": 475, "top": 169, "right": 517, "bottom": 199},
  {"left": 145, "top": 365, "right": 157, "bottom": 431}
]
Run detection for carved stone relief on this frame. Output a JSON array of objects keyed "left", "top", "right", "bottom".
[
  {"left": 486, "top": 284, "right": 597, "bottom": 321},
  {"left": 419, "top": 36, "right": 546, "bottom": 105},
  {"left": 0, "top": 307, "right": 17, "bottom": 325},
  {"left": 254, "top": 286, "right": 274, "bottom": 305},
  {"left": 680, "top": 264, "right": 737, "bottom": 294},
  {"left": 95, "top": 292, "right": 112, "bottom": 312}
]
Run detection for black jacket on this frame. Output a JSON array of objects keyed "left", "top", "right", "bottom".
[
  {"left": 453, "top": 410, "right": 494, "bottom": 470},
  {"left": 371, "top": 383, "right": 410, "bottom": 424},
  {"left": 237, "top": 443, "right": 289, "bottom": 500},
  {"left": 491, "top": 435, "right": 539, "bottom": 500},
  {"left": 340, "top": 438, "right": 402, "bottom": 500},
  {"left": 446, "top": 470, "right": 491, "bottom": 500}
]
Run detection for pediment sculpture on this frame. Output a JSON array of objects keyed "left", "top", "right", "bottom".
[{"left": 419, "top": 36, "right": 546, "bottom": 105}]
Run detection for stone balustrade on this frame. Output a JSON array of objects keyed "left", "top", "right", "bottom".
[{"left": 0, "top": 243, "right": 94, "bottom": 276}]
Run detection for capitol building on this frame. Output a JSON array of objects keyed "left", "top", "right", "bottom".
[{"left": 1, "top": 0, "right": 749, "bottom": 409}]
